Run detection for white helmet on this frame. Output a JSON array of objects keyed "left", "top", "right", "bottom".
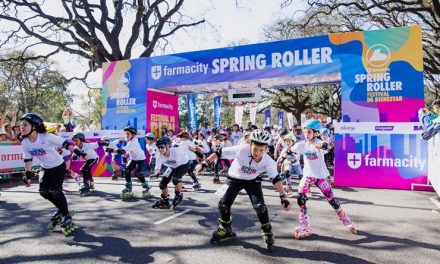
[{"left": 250, "top": 129, "right": 272, "bottom": 145}]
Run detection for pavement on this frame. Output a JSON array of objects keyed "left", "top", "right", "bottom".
[{"left": 1, "top": 173, "right": 439, "bottom": 264}]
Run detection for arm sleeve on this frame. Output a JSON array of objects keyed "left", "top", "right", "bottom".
[
  {"left": 47, "top": 133, "right": 66, "bottom": 147},
  {"left": 220, "top": 145, "right": 242, "bottom": 160}
]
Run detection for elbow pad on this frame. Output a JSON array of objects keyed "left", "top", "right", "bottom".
[
  {"left": 214, "top": 148, "right": 222, "bottom": 159},
  {"left": 73, "top": 149, "right": 87, "bottom": 157},
  {"left": 272, "top": 175, "right": 281, "bottom": 185},
  {"left": 116, "top": 149, "right": 126, "bottom": 155},
  {"left": 24, "top": 158, "right": 33, "bottom": 162},
  {"left": 62, "top": 140, "right": 71, "bottom": 150}
]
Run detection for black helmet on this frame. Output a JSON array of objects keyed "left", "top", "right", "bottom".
[
  {"left": 279, "top": 127, "right": 288, "bottom": 136},
  {"left": 20, "top": 113, "right": 43, "bottom": 127},
  {"left": 124, "top": 126, "right": 137, "bottom": 135},
  {"left": 156, "top": 136, "right": 171, "bottom": 147},
  {"left": 72, "top": 132, "right": 86, "bottom": 142}
]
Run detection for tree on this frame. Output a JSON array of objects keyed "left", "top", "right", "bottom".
[
  {"left": 279, "top": 0, "right": 440, "bottom": 101},
  {"left": 0, "top": 0, "right": 205, "bottom": 85},
  {"left": 0, "top": 51, "right": 73, "bottom": 121}
]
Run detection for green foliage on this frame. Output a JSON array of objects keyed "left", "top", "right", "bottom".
[{"left": 0, "top": 51, "right": 72, "bottom": 122}]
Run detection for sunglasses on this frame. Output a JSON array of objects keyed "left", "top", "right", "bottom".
[{"left": 157, "top": 145, "right": 166, "bottom": 149}]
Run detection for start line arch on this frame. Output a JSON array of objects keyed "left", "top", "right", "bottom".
[{"left": 101, "top": 25, "right": 429, "bottom": 191}]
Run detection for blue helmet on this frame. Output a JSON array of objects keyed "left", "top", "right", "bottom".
[
  {"left": 321, "top": 128, "right": 330, "bottom": 135},
  {"left": 145, "top": 132, "right": 155, "bottom": 139},
  {"left": 303, "top": 119, "right": 321, "bottom": 132}
]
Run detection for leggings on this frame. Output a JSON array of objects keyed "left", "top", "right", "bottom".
[
  {"left": 80, "top": 158, "right": 98, "bottom": 185},
  {"left": 39, "top": 162, "right": 69, "bottom": 216},
  {"left": 218, "top": 177, "right": 269, "bottom": 225},
  {"left": 125, "top": 159, "right": 147, "bottom": 183}
]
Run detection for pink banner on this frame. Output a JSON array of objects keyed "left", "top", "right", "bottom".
[{"left": 146, "top": 90, "right": 179, "bottom": 138}]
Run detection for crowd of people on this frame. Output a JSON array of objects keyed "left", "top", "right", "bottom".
[{"left": 5, "top": 99, "right": 439, "bottom": 246}]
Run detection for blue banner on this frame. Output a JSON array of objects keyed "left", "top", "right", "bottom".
[
  {"left": 214, "top": 96, "right": 222, "bottom": 128},
  {"left": 264, "top": 109, "right": 271, "bottom": 127},
  {"left": 187, "top": 94, "right": 198, "bottom": 130},
  {"left": 278, "top": 112, "right": 284, "bottom": 128}
]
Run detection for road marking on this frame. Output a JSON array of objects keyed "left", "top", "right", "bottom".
[{"left": 154, "top": 209, "right": 192, "bottom": 225}]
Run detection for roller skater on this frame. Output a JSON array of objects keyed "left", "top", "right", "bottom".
[
  {"left": 152, "top": 136, "right": 189, "bottom": 209},
  {"left": 100, "top": 136, "right": 123, "bottom": 181},
  {"left": 177, "top": 131, "right": 202, "bottom": 190},
  {"left": 291, "top": 119, "right": 357, "bottom": 239},
  {"left": 107, "top": 126, "right": 151, "bottom": 199},
  {"left": 276, "top": 133, "right": 302, "bottom": 194},
  {"left": 197, "top": 129, "right": 291, "bottom": 251},
  {"left": 72, "top": 132, "right": 101, "bottom": 196},
  {"left": 20, "top": 113, "right": 78, "bottom": 235}
]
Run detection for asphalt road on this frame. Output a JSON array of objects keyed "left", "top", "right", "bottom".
[{"left": 1, "top": 173, "right": 439, "bottom": 264}]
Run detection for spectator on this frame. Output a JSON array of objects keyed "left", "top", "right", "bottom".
[
  {"left": 87, "top": 119, "right": 98, "bottom": 131},
  {"left": 419, "top": 99, "right": 440, "bottom": 140},
  {"left": 62, "top": 107, "right": 73, "bottom": 132}
]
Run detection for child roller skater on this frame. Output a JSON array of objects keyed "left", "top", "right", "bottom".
[
  {"left": 276, "top": 133, "right": 302, "bottom": 194},
  {"left": 106, "top": 126, "right": 151, "bottom": 199},
  {"left": 71, "top": 132, "right": 101, "bottom": 196},
  {"left": 152, "top": 136, "right": 189, "bottom": 209},
  {"left": 197, "top": 129, "right": 291, "bottom": 252},
  {"left": 145, "top": 132, "right": 158, "bottom": 180},
  {"left": 100, "top": 136, "right": 123, "bottom": 180},
  {"left": 20, "top": 113, "right": 78, "bottom": 236},
  {"left": 291, "top": 119, "right": 357, "bottom": 239},
  {"left": 177, "top": 131, "right": 202, "bottom": 190}
]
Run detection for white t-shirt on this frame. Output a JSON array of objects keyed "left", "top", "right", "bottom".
[
  {"left": 74, "top": 142, "right": 99, "bottom": 160},
  {"left": 146, "top": 142, "right": 158, "bottom": 156},
  {"left": 194, "top": 139, "right": 210, "bottom": 154},
  {"left": 155, "top": 146, "right": 189, "bottom": 170},
  {"left": 278, "top": 147, "right": 299, "bottom": 165},
  {"left": 123, "top": 138, "right": 146, "bottom": 161},
  {"left": 178, "top": 139, "right": 197, "bottom": 160},
  {"left": 291, "top": 138, "right": 330, "bottom": 179},
  {"left": 230, "top": 131, "right": 243, "bottom": 146},
  {"left": 221, "top": 144, "right": 278, "bottom": 181},
  {"left": 22, "top": 133, "right": 65, "bottom": 169}
]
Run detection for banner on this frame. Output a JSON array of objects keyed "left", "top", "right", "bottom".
[
  {"left": 249, "top": 104, "right": 257, "bottom": 125},
  {"left": 0, "top": 141, "right": 40, "bottom": 173},
  {"left": 278, "top": 112, "right": 284, "bottom": 128},
  {"left": 187, "top": 94, "right": 198, "bottom": 130},
  {"left": 334, "top": 122, "right": 428, "bottom": 190},
  {"left": 214, "top": 96, "right": 222, "bottom": 128},
  {"left": 287, "top": 113, "right": 294, "bottom": 128},
  {"left": 146, "top": 90, "right": 179, "bottom": 138},
  {"left": 235, "top": 105, "right": 244, "bottom": 126},
  {"left": 102, "top": 58, "right": 147, "bottom": 130},
  {"left": 339, "top": 26, "right": 423, "bottom": 122},
  {"left": 264, "top": 109, "right": 271, "bottom": 127}
]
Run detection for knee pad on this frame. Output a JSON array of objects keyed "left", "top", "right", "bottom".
[
  {"left": 297, "top": 193, "right": 308, "bottom": 206},
  {"left": 253, "top": 202, "right": 267, "bottom": 215},
  {"left": 329, "top": 198, "right": 340, "bottom": 210},
  {"left": 48, "top": 188, "right": 64, "bottom": 201},
  {"left": 158, "top": 178, "right": 168, "bottom": 190},
  {"left": 39, "top": 188, "right": 51, "bottom": 200},
  {"left": 218, "top": 200, "right": 229, "bottom": 216},
  {"left": 172, "top": 177, "right": 182, "bottom": 185}
]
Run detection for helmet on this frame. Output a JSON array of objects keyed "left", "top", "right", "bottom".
[
  {"left": 250, "top": 129, "right": 272, "bottom": 145},
  {"left": 303, "top": 119, "right": 321, "bottom": 132},
  {"left": 46, "top": 127, "right": 57, "bottom": 134},
  {"left": 321, "top": 128, "right": 330, "bottom": 135},
  {"left": 156, "top": 136, "right": 171, "bottom": 147},
  {"left": 72, "top": 132, "right": 86, "bottom": 141},
  {"left": 124, "top": 126, "right": 137, "bottom": 135},
  {"left": 279, "top": 127, "right": 288, "bottom": 136},
  {"left": 20, "top": 113, "right": 43, "bottom": 127},
  {"left": 284, "top": 133, "right": 296, "bottom": 142},
  {"left": 145, "top": 132, "right": 155, "bottom": 139}
]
